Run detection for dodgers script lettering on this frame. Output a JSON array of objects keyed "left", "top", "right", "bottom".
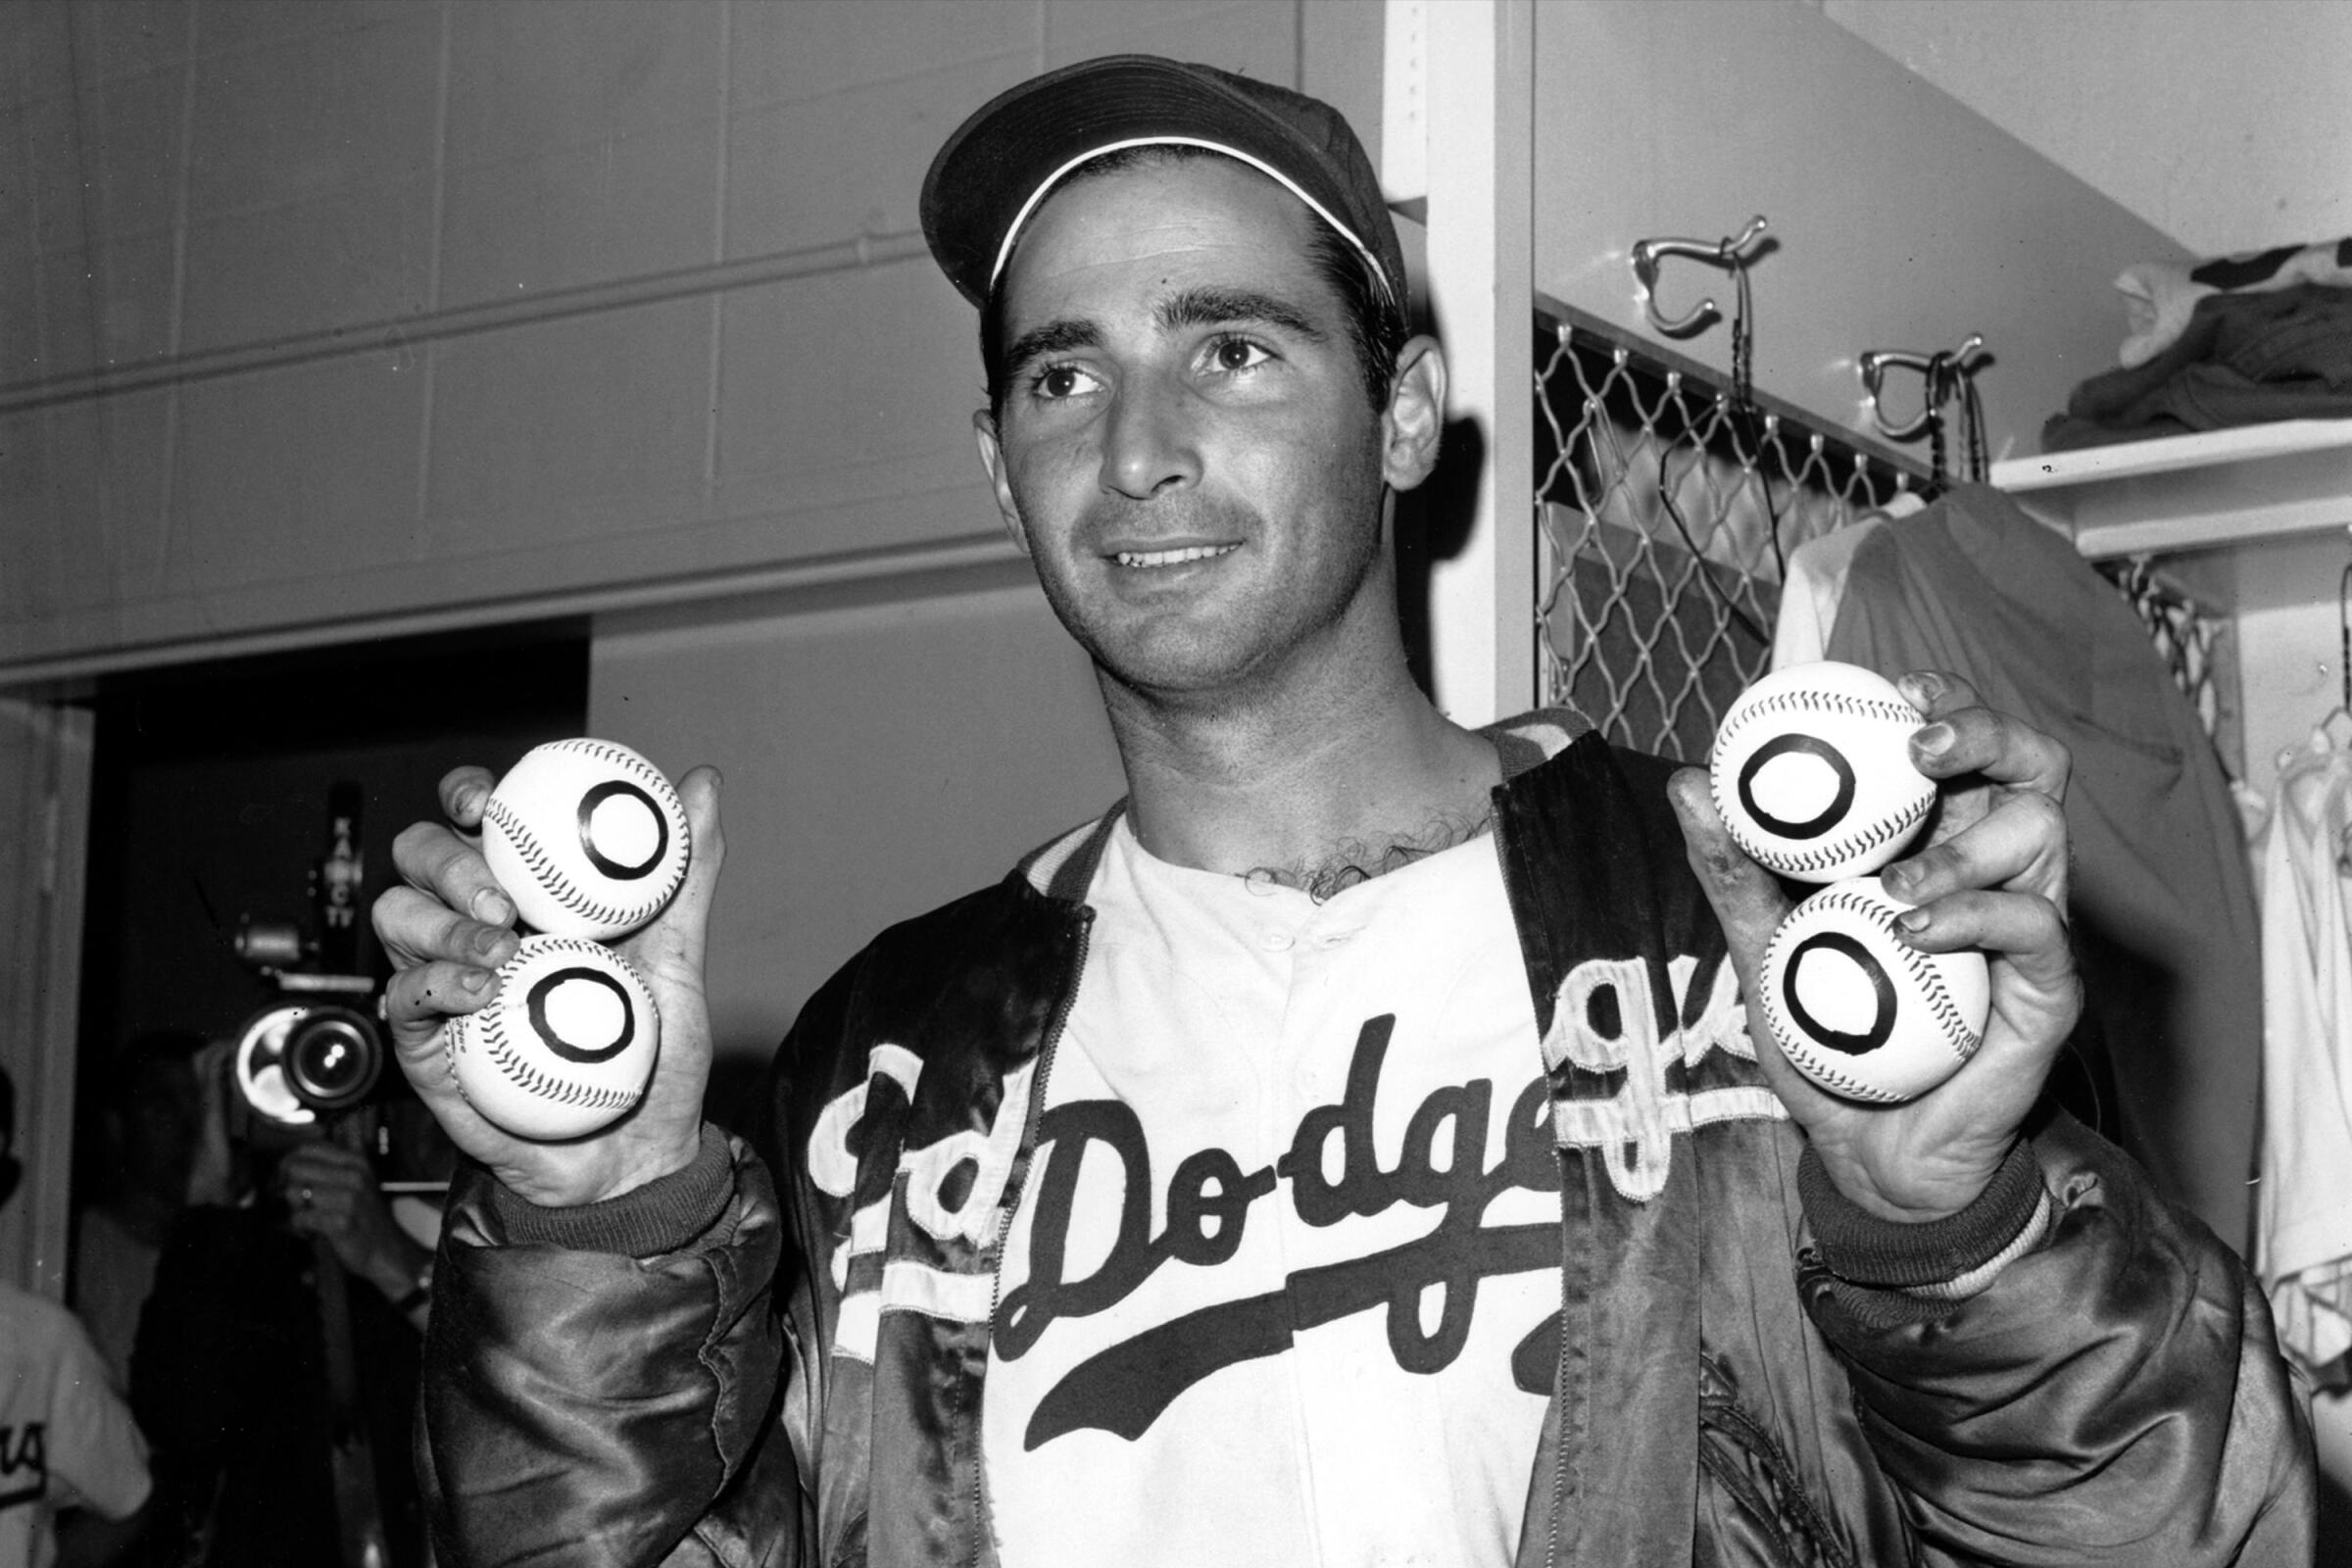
[{"left": 997, "top": 1015, "right": 1560, "bottom": 1447}]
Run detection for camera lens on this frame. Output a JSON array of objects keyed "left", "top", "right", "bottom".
[{"left": 282, "top": 1007, "right": 381, "bottom": 1112}]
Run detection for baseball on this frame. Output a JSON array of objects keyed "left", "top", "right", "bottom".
[
  {"left": 482, "top": 738, "right": 691, "bottom": 941},
  {"left": 1757, "top": 876, "right": 1990, "bottom": 1104},
  {"left": 1709, "top": 661, "right": 1935, "bottom": 884},
  {"left": 445, "top": 934, "right": 662, "bottom": 1141}
]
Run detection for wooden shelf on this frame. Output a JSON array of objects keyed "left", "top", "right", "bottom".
[{"left": 1992, "top": 420, "right": 2352, "bottom": 612}]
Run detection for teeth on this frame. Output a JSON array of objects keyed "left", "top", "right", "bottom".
[{"left": 1114, "top": 544, "right": 1240, "bottom": 568}]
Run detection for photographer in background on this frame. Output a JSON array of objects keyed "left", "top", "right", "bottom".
[
  {"left": 276, "top": 1113, "right": 440, "bottom": 1337},
  {"left": 0, "top": 1063, "right": 152, "bottom": 1568},
  {"left": 126, "top": 1057, "right": 438, "bottom": 1568}
]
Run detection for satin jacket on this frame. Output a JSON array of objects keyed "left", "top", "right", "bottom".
[{"left": 417, "top": 716, "right": 2316, "bottom": 1566}]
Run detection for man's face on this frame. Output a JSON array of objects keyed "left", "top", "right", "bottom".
[{"left": 975, "top": 156, "right": 1415, "bottom": 705}]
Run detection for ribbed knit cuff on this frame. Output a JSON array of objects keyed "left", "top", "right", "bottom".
[
  {"left": 1798, "top": 1137, "right": 2047, "bottom": 1292},
  {"left": 476, "top": 1122, "right": 736, "bottom": 1257}
]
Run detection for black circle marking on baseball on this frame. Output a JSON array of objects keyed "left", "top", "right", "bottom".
[
  {"left": 576, "top": 780, "right": 666, "bottom": 880},
  {"left": 527, "top": 967, "right": 636, "bottom": 1064},
  {"left": 1781, "top": 932, "right": 1896, "bottom": 1055},
  {"left": 1739, "top": 735, "right": 1854, "bottom": 840}
]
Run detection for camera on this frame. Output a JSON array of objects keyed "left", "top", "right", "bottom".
[
  {"left": 229, "top": 995, "right": 385, "bottom": 1135},
  {"left": 228, "top": 780, "right": 396, "bottom": 1141}
]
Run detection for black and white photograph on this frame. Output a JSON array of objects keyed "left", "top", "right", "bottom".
[{"left": 1, "top": 3, "right": 2347, "bottom": 1564}]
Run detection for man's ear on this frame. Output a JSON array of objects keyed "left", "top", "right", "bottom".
[
  {"left": 1380, "top": 335, "right": 1446, "bottom": 493},
  {"left": 973, "top": 409, "right": 1033, "bottom": 556}
]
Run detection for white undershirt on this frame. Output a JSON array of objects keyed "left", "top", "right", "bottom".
[{"left": 984, "top": 815, "right": 1556, "bottom": 1567}]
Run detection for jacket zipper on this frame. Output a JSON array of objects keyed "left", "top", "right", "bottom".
[
  {"left": 1545, "top": 1148, "right": 1572, "bottom": 1568},
  {"left": 969, "top": 906, "right": 1093, "bottom": 1568}
]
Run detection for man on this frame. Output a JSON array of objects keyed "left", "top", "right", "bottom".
[
  {"left": 376, "top": 57, "right": 2314, "bottom": 1566},
  {"left": 130, "top": 1081, "right": 438, "bottom": 1566},
  {"left": 0, "top": 1066, "right": 151, "bottom": 1568}
]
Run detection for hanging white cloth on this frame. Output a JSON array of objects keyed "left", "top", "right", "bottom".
[
  {"left": 1769, "top": 492, "right": 1923, "bottom": 671},
  {"left": 2252, "top": 724, "right": 2352, "bottom": 1381}
]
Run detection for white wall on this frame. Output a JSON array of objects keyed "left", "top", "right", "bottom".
[
  {"left": 1822, "top": 0, "right": 2352, "bottom": 258},
  {"left": 1530, "top": 1, "right": 2188, "bottom": 466},
  {"left": 587, "top": 570, "right": 1125, "bottom": 1083},
  {"left": 0, "top": 0, "right": 1374, "bottom": 680}
]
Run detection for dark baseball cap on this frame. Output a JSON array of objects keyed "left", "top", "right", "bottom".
[{"left": 920, "top": 55, "right": 1406, "bottom": 314}]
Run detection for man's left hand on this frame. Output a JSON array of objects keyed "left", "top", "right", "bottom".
[{"left": 1668, "top": 668, "right": 2082, "bottom": 1223}]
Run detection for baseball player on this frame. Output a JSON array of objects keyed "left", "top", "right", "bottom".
[{"left": 374, "top": 56, "right": 2314, "bottom": 1567}]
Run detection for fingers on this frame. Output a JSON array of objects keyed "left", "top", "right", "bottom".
[
  {"left": 372, "top": 885, "right": 516, "bottom": 1050},
  {"left": 612, "top": 765, "right": 724, "bottom": 992},
  {"left": 1884, "top": 784, "right": 2070, "bottom": 910},
  {"left": 438, "top": 764, "right": 497, "bottom": 829},
  {"left": 1899, "top": 670, "right": 2071, "bottom": 799},
  {"left": 389, "top": 819, "right": 514, "bottom": 930},
  {"left": 1886, "top": 668, "right": 2072, "bottom": 912},
  {"left": 375, "top": 766, "right": 525, "bottom": 1049},
  {"left": 1666, "top": 767, "right": 1788, "bottom": 952},
  {"left": 676, "top": 765, "right": 726, "bottom": 899},
  {"left": 1870, "top": 673, "right": 2082, "bottom": 1071}
]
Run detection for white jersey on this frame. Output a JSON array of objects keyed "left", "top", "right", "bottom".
[
  {"left": 984, "top": 816, "right": 1555, "bottom": 1567},
  {"left": 0, "top": 1282, "right": 151, "bottom": 1568}
]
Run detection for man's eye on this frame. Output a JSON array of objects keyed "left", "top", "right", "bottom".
[
  {"left": 1207, "top": 337, "right": 1272, "bottom": 373},
  {"left": 1033, "top": 365, "right": 1099, "bottom": 400}
]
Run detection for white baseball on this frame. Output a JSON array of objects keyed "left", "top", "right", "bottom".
[
  {"left": 445, "top": 935, "right": 662, "bottom": 1141},
  {"left": 1709, "top": 661, "right": 1934, "bottom": 883},
  {"left": 482, "top": 738, "right": 691, "bottom": 941},
  {"left": 1758, "top": 877, "right": 1989, "bottom": 1104}
]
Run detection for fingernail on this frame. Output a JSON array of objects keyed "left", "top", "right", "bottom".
[
  {"left": 1896, "top": 906, "right": 1931, "bottom": 933},
  {"left": 1912, "top": 722, "right": 1954, "bottom": 760},
  {"left": 471, "top": 925, "right": 510, "bottom": 959},
  {"left": 461, "top": 967, "right": 491, "bottom": 992},
  {"left": 470, "top": 888, "right": 513, "bottom": 924},
  {"left": 1882, "top": 860, "right": 1917, "bottom": 895},
  {"left": 1900, "top": 671, "right": 1945, "bottom": 708}
]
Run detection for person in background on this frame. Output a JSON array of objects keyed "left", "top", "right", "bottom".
[
  {"left": 128, "top": 1069, "right": 437, "bottom": 1568},
  {"left": 0, "top": 1063, "right": 151, "bottom": 1568},
  {"left": 374, "top": 56, "right": 2314, "bottom": 1567},
  {"left": 70, "top": 1034, "right": 205, "bottom": 1394},
  {"left": 275, "top": 1103, "right": 443, "bottom": 1338}
]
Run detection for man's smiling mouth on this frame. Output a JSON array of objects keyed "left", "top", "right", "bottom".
[{"left": 1113, "top": 544, "right": 1243, "bottom": 569}]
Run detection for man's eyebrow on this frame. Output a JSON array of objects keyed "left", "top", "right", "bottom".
[
  {"left": 1004, "top": 319, "right": 1101, "bottom": 375},
  {"left": 1159, "top": 286, "right": 1326, "bottom": 341}
]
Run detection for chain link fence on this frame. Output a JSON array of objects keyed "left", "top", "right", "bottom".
[
  {"left": 1528, "top": 297, "right": 2233, "bottom": 774},
  {"left": 1532, "top": 299, "right": 1923, "bottom": 762}
]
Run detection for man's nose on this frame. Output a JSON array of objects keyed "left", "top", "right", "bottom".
[{"left": 1099, "top": 373, "right": 1200, "bottom": 500}]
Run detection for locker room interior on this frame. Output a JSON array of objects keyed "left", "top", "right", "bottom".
[{"left": 2, "top": 2, "right": 2348, "bottom": 1560}]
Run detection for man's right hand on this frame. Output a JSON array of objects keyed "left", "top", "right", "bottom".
[{"left": 371, "top": 762, "right": 725, "bottom": 1209}]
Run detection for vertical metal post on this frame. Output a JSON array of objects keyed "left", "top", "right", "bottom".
[
  {"left": 0, "top": 698, "right": 94, "bottom": 1298},
  {"left": 1398, "top": 0, "right": 1535, "bottom": 725}
]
